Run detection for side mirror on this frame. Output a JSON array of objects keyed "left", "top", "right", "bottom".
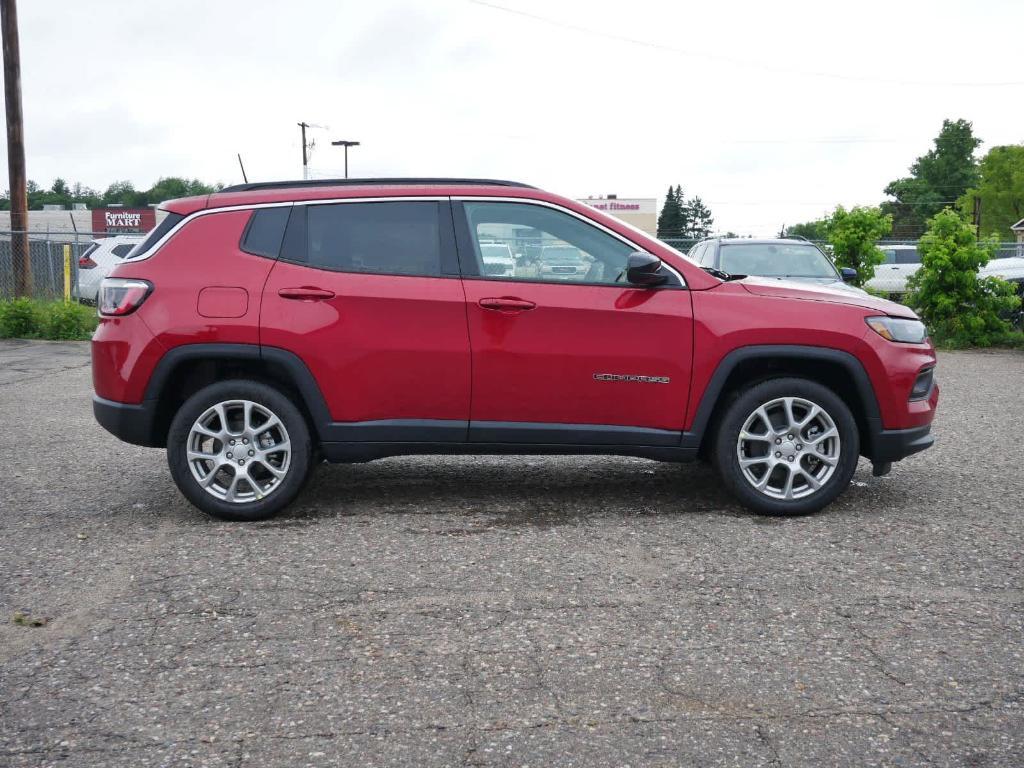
[
  {"left": 840, "top": 267, "right": 857, "bottom": 283},
  {"left": 626, "top": 251, "right": 668, "bottom": 287}
]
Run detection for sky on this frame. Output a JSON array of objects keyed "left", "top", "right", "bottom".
[{"left": 3, "top": 0, "right": 1022, "bottom": 235}]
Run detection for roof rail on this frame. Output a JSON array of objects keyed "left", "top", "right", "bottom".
[
  {"left": 219, "top": 177, "right": 536, "bottom": 193},
  {"left": 784, "top": 234, "right": 810, "bottom": 242}
]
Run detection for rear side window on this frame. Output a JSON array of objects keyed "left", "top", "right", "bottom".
[
  {"left": 306, "top": 202, "right": 441, "bottom": 277},
  {"left": 126, "top": 212, "right": 183, "bottom": 259},
  {"left": 241, "top": 207, "right": 290, "bottom": 258},
  {"left": 111, "top": 244, "right": 136, "bottom": 258}
]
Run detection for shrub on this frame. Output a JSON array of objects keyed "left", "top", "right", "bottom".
[
  {"left": 38, "top": 301, "right": 97, "bottom": 340},
  {"left": 0, "top": 297, "right": 38, "bottom": 338},
  {"left": 0, "top": 299, "right": 97, "bottom": 340},
  {"left": 906, "top": 208, "right": 1021, "bottom": 346},
  {"left": 826, "top": 206, "right": 893, "bottom": 287}
]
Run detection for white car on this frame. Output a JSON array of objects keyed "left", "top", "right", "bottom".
[
  {"left": 77, "top": 235, "right": 144, "bottom": 303},
  {"left": 867, "top": 245, "right": 920, "bottom": 296},
  {"left": 479, "top": 242, "right": 517, "bottom": 278},
  {"left": 867, "top": 245, "right": 1024, "bottom": 296}
]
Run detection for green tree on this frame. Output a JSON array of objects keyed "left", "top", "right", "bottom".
[
  {"left": 882, "top": 119, "right": 981, "bottom": 239},
  {"left": 906, "top": 208, "right": 1020, "bottom": 345},
  {"left": 826, "top": 205, "right": 892, "bottom": 286},
  {"left": 959, "top": 144, "right": 1024, "bottom": 240},
  {"left": 686, "top": 196, "right": 714, "bottom": 239},
  {"left": 102, "top": 181, "right": 145, "bottom": 207},
  {"left": 146, "top": 176, "right": 219, "bottom": 204},
  {"left": 783, "top": 218, "right": 829, "bottom": 240},
  {"left": 657, "top": 185, "right": 680, "bottom": 238}
]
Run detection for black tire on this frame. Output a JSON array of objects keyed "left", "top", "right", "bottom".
[
  {"left": 712, "top": 377, "right": 860, "bottom": 516},
  {"left": 167, "top": 380, "right": 312, "bottom": 521}
]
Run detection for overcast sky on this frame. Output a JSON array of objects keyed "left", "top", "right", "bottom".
[{"left": 4, "top": 0, "right": 1022, "bottom": 234}]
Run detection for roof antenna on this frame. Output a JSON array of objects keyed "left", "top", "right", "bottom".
[{"left": 237, "top": 153, "right": 249, "bottom": 183}]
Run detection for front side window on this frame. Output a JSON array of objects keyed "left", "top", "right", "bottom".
[
  {"left": 719, "top": 243, "right": 839, "bottom": 279},
  {"left": 462, "top": 202, "right": 635, "bottom": 285},
  {"left": 306, "top": 201, "right": 441, "bottom": 277}
]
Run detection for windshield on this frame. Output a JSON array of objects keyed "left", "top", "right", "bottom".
[{"left": 719, "top": 243, "right": 838, "bottom": 279}]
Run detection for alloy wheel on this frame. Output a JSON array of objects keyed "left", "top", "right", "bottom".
[
  {"left": 735, "top": 396, "right": 841, "bottom": 500},
  {"left": 186, "top": 399, "right": 291, "bottom": 503}
]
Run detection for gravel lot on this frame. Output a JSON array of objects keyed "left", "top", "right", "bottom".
[{"left": 1, "top": 339, "right": 1022, "bottom": 767}]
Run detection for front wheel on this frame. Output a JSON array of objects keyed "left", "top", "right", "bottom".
[
  {"left": 167, "top": 380, "right": 312, "bottom": 521},
  {"left": 713, "top": 378, "right": 860, "bottom": 516}
]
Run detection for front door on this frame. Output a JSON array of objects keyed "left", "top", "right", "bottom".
[
  {"left": 454, "top": 200, "right": 693, "bottom": 445},
  {"left": 260, "top": 199, "right": 471, "bottom": 441}
]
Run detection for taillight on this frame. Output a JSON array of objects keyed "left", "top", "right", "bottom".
[
  {"left": 98, "top": 278, "right": 153, "bottom": 316},
  {"left": 79, "top": 255, "right": 98, "bottom": 269}
]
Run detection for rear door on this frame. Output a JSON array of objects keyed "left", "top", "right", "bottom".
[{"left": 260, "top": 199, "right": 471, "bottom": 441}]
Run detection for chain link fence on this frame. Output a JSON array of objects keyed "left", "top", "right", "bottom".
[{"left": 0, "top": 232, "right": 104, "bottom": 302}]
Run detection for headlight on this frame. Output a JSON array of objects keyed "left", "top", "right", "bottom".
[{"left": 865, "top": 316, "right": 927, "bottom": 344}]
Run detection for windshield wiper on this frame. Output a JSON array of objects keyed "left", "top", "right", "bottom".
[{"left": 701, "top": 266, "right": 747, "bottom": 281}]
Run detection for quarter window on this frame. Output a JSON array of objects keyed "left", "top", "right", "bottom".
[
  {"left": 242, "top": 207, "right": 291, "bottom": 258},
  {"left": 462, "top": 202, "right": 634, "bottom": 285},
  {"left": 306, "top": 202, "right": 441, "bottom": 277}
]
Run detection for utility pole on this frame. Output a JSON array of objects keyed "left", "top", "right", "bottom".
[
  {"left": 297, "top": 122, "right": 310, "bottom": 179},
  {"left": 2, "top": 0, "right": 31, "bottom": 296},
  {"left": 973, "top": 196, "right": 982, "bottom": 240}
]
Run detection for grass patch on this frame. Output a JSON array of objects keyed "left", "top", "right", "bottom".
[
  {"left": 0, "top": 299, "right": 97, "bottom": 340},
  {"left": 12, "top": 611, "right": 50, "bottom": 627}
]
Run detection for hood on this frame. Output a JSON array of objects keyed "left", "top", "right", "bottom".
[{"left": 738, "top": 275, "right": 919, "bottom": 318}]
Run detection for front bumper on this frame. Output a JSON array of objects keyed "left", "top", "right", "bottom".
[
  {"left": 93, "top": 395, "right": 161, "bottom": 447},
  {"left": 868, "top": 423, "right": 934, "bottom": 463}
]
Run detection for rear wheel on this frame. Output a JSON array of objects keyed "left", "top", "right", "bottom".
[
  {"left": 167, "top": 380, "right": 312, "bottom": 521},
  {"left": 713, "top": 377, "right": 859, "bottom": 516}
]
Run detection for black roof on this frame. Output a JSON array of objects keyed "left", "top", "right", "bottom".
[{"left": 219, "top": 177, "right": 535, "bottom": 193}]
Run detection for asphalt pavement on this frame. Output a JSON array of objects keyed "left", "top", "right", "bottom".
[{"left": 1, "top": 339, "right": 1022, "bottom": 767}]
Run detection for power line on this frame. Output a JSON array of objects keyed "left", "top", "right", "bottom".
[{"left": 469, "top": 0, "right": 1024, "bottom": 88}]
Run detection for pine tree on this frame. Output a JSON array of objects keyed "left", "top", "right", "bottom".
[
  {"left": 687, "top": 196, "right": 714, "bottom": 238},
  {"left": 674, "top": 185, "right": 689, "bottom": 238},
  {"left": 656, "top": 186, "right": 677, "bottom": 238}
]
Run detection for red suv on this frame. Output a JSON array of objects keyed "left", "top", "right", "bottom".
[{"left": 92, "top": 178, "right": 938, "bottom": 521}]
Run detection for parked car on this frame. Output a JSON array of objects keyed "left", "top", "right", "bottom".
[
  {"left": 539, "top": 246, "right": 593, "bottom": 281},
  {"left": 867, "top": 245, "right": 920, "bottom": 296},
  {"left": 479, "top": 242, "right": 517, "bottom": 277},
  {"left": 867, "top": 245, "right": 1024, "bottom": 297},
  {"left": 77, "top": 235, "right": 145, "bottom": 304},
  {"left": 689, "top": 237, "right": 864, "bottom": 294},
  {"left": 92, "top": 177, "right": 938, "bottom": 522}
]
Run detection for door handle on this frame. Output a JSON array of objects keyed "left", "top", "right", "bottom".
[
  {"left": 278, "top": 286, "right": 336, "bottom": 301},
  {"left": 478, "top": 297, "right": 536, "bottom": 312}
]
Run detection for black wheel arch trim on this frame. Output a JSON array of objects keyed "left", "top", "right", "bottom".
[
  {"left": 133, "top": 343, "right": 334, "bottom": 446},
  {"left": 684, "top": 345, "right": 886, "bottom": 457}
]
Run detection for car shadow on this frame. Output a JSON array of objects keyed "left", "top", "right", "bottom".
[{"left": 275, "top": 456, "right": 748, "bottom": 530}]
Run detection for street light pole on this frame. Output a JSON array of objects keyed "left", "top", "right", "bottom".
[{"left": 331, "top": 140, "right": 360, "bottom": 179}]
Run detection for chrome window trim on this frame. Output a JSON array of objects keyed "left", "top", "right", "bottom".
[
  {"left": 125, "top": 196, "right": 449, "bottom": 262},
  {"left": 128, "top": 194, "right": 685, "bottom": 288},
  {"left": 452, "top": 196, "right": 686, "bottom": 287}
]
